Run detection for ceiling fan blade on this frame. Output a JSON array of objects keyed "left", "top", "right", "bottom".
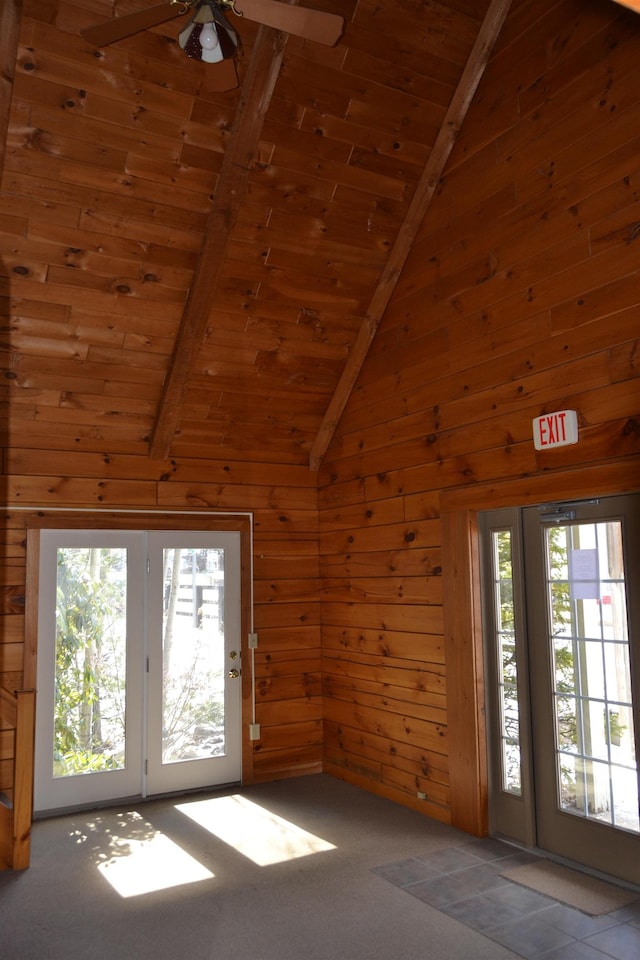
[
  {"left": 81, "top": 2, "right": 187, "bottom": 47},
  {"left": 203, "top": 56, "right": 239, "bottom": 91},
  {"left": 234, "top": 0, "right": 344, "bottom": 46}
]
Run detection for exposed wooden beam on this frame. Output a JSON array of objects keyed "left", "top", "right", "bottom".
[
  {"left": 149, "top": 25, "right": 289, "bottom": 459},
  {"left": 308, "top": 0, "right": 513, "bottom": 471},
  {"left": 612, "top": 1, "right": 640, "bottom": 13},
  {"left": 0, "top": 0, "right": 22, "bottom": 182}
]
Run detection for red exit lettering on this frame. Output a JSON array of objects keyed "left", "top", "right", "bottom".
[
  {"left": 533, "top": 410, "right": 578, "bottom": 450},
  {"left": 538, "top": 412, "right": 566, "bottom": 445}
]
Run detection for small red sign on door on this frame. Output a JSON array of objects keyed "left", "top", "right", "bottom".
[{"left": 532, "top": 410, "right": 578, "bottom": 450}]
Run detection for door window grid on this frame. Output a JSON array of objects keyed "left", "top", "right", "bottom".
[{"left": 546, "top": 521, "right": 639, "bottom": 833}]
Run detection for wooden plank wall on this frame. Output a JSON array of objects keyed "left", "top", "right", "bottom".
[
  {"left": 319, "top": 0, "right": 640, "bottom": 827},
  {"left": 1, "top": 0, "right": 640, "bottom": 836},
  {"left": 0, "top": 0, "right": 22, "bottom": 179},
  {"left": 0, "top": 456, "right": 322, "bottom": 790}
]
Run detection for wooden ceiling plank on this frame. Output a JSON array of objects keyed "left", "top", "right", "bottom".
[
  {"left": 308, "top": 0, "right": 514, "bottom": 471},
  {"left": 612, "top": 1, "right": 640, "bottom": 12},
  {"left": 0, "top": 0, "right": 22, "bottom": 183},
  {"left": 149, "top": 24, "right": 289, "bottom": 459}
]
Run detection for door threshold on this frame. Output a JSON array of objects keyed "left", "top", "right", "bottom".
[{"left": 33, "top": 780, "right": 242, "bottom": 821}]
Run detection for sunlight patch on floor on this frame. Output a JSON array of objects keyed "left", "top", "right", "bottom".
[
  {"left": 176, "top": 794, "right": 336, "bottom": 866},
  {"left": 95, "top": 812, "right": 214, "bottom": 898}
]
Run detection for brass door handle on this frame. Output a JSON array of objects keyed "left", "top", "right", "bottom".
[{"left": 228, "top": 669, "right": 240, "bottom": 679}]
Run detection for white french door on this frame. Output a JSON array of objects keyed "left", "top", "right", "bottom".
[
  {"left": 145, "top": 531, "right": 241, "bottom": 797},
  {"left": 34, "top": 529, "right": 242, "bottom": 814},
  {"left": 481, "top": 494, "right": 640, "bottom": 885}
]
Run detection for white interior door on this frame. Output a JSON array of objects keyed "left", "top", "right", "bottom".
[{"left": 34, "top": 528, "right": 242, "bottom": 814}]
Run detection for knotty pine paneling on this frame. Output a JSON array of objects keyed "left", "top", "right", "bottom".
[
  {"left": 2, "top": 0, "right": 639, "bottom": 837},
  {"left": 4, "top": 0, "right": 482, "bottom": 468},
  {"left": 319, "top": 0, "right": 640, "bottom": 829},
  {"left": 0, "top": 454, "right": 321, "bottom": 786}
]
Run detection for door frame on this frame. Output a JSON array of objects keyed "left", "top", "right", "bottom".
[
  {"left": 440, "top": 460, "right": 639, "bottom": 840},
  {"left": 478, "top": 496, "right": 640, "bottom": 881},
  {"left": 24, "top": 510, "right": 255, "bottom": 791},
  {"left": 478, "top": 505, "right": 536, "bottom": 848}
]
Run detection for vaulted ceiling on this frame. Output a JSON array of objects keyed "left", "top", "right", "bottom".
[{"left": 1, "top": 0, "right": 513, "bottom": 468}]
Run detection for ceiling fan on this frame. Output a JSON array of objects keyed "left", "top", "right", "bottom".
[{"left": 82, "top": 0, "right": 344, "bottom": 89}]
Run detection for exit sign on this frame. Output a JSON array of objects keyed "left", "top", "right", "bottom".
[{"left": 533, "top": 410, "right": 578, "bottom": 450}]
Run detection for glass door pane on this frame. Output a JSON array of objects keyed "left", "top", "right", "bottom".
[
  {"left": 480, "top": 508, "right": 535, "bottom": 848},
  {"left": 145, "top": 531, "right": 242, "bottom": 795},
  {"left": 545, "top": 519, "right": 638, "bottom": 833},
  {"left": 524, "top": 495, "right": 640, "bottom": 884},
  {"left": 161, "top": 546, "right": 227, "bottom": 765},
  {"left": 493, "top": 528, "right": 522, "bottom": 796},
  {"left": 35, "top": 530, "right": 144, "bottom": 813},
  {"left": 53, "top": 545, "right": 128, "bottom": 778}
]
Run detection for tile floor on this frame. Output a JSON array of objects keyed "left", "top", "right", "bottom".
[{"left": 373, "top": 838, "right": 640, "bottom": 960}]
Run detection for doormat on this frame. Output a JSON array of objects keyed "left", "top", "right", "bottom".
[{"left": 500, "top": 859, "right": 639, "bottom": 916}]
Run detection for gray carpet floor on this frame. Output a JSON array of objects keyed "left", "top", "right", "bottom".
[{"left": 0, "top": 774, "right": 521, "bottom": 960}]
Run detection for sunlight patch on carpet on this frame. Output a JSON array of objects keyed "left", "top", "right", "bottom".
[
  {"left": 96, "top": 812, "right": 214, "bottom": 898},
  {"left": 176, "top": 794, "right": 336, "bottom": 866}
]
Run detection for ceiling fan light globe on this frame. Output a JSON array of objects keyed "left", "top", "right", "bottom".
[
  {"left": 200, "top": 25, "right": 224, "bottom": 63},
  {"left": 200, "top": 22, "right": 221, "bottom": 52}
]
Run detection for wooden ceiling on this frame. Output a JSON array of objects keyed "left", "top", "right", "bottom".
[{"left": 1, "top": 0, "right": 511, "bottom": 467}]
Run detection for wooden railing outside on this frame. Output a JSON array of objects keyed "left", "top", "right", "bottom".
[{"left": 0, "top": 686, "right": 36, "bottom": 870}]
